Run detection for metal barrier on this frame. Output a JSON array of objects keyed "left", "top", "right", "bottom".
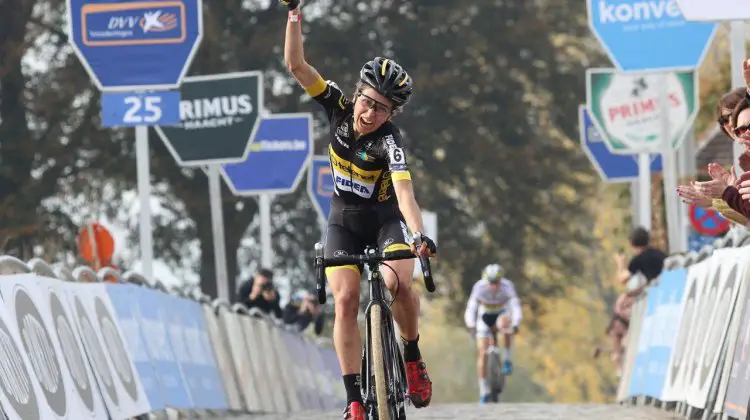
[
  {"left": 0, "top": 256, "right": 344, "bottom": 420},
  {"left": 619, "top": 226, "right": 750, "bottom": 420}
]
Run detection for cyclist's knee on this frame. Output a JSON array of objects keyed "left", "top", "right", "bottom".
[
  {"left": 498, "top": 315, "right": 511, "bottom": 329},
  {"left": 382, "top": 259, "right": 414, "bottom": 294},
  {"left": 476, "top": 337, "right": 490, "bottom": 354},
  {"left": 328, "top": 267, "right": 361, "bottom": 317}
]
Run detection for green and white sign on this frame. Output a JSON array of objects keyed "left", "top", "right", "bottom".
[{"left": 585, "top": 68, "right": 698, "bottom": 155}]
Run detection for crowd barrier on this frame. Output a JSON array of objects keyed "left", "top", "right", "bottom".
[
  {"left": 618, "top": 227, "right": 750, "bottom": 419},
  {"left": 0, "top": 255, "right": 345, "bottom": 420}
]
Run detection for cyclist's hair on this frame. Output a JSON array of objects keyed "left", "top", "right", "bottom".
[
  {"left": 717, "top": 88, "right": 746, "bottom": 136},
  {"left": 256, "top": 268, "right": 274, "bottom": 280},
  {"left": 629, "top": 227, "right": 650, "bottom": 247},
  {"left": 730, "top": 97, "right": 750, "bottom": 132}
]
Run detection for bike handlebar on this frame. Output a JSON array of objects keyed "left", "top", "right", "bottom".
[{"left": 314, "top": 232, "right": 435, "bottom": 304}]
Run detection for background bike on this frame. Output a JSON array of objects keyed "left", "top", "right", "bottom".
[
  {"left": 472, "top": 319, "right": 511, "bottom": 403},
  {"left": 314, "top": 233, "right": 434, "bottom": 420}
]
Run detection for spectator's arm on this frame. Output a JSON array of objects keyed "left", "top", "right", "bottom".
[
  {"left": 272, "top": 299, "right": 284, "bottom": 319},
  {"left": 237, "top": 280, "right": 253, "bottom": 304},
  {"left": 616, "top": 270, "right": 632, "bottom": 285},
  {"left": 282, "top": 304, "right": 299, "bottom": 324},
  {"left": 712, "top": 198, "right": 748, "bottom": 225},
  {"left": 722, "top": 186, "right": 750, "bottom": 218}
]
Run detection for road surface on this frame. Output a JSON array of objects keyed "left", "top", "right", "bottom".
[{"left": 242, "top": 403, "right": 676, "bottom": 419}]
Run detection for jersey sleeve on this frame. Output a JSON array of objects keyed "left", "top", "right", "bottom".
[
  {"left": 304, "top": 76, "right": 351, "bottom": 121},
  {"left": 464, "top": 282, "right": 481, "bottom": 328},
  {"left": 504, "top": 279, "right": 523, "bottom": 327},
  {"left": 382, "top": 128, "right": 412, "bottom": 182}
]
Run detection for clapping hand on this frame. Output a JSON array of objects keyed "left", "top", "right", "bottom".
[{"left": 676, "top": 182, "right": 712, "bottom": 207}]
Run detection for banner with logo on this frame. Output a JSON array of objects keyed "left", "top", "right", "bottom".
[
  {"left": 239, "top": 315, "right": 273, "bottom": 411},
  {"left": 617, "top": 293, "right": 646, "bottom": 401},
  {"left": 627, "top": 280, "right": 660, "bottom": 397},
  {"left": 221, "top": 310, "right": 262, "bottom": 411},
  {"left": 0, "top": 269, "right": 377, "bottom": 418},
  {"left": 0, "top": 274, "right": 111, "bottom": 420},
  {"left": 585, "top": 68, "right": 698, "bottom": 154},
  {"left": 641, "top": 268, "right": 688, "bottom": 399},
  {"left": 66, "top": 282, "right": 152, "bottom": 419},
  {"left": 725, "top": 258, "right": 750, "bottom": 418},
  {"left": 687, "top": 249, "right": 746, "bottom": 408},
  {"left": 200, "top": 304, "right": 245, "bottom": 411},
  {"left": 713, "top": 256, "right": 749, "bottom": 414},
  {"left": 173, "top": 296, "right": 228, "bottom": 410},
  {"left": 106, "top": 284, "right": 165, "bottom": 410},
  {"left": 155, "top": 71, "right": 263, "bottom": 166},
  {"left": 661, "top": 258, "right": 710, "bottom": 401}
]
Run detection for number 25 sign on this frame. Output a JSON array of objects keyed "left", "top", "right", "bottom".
[{"left": 100, "top": 91, "right": 181, "bottom": 128}]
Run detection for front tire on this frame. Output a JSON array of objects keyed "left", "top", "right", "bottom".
[{"left": 371, "top": 304, "right": 390, "bottom": 419}]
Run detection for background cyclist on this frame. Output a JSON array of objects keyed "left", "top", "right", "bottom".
[{"left": 464, "top": 263, "right": 522, "bottom": 403}]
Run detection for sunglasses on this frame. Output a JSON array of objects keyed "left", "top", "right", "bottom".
[
  {"left": 357, "top": 92, "right": 392, "bottom": 116},
  {"left": 734, "top": 123, "right": 750, "bottom": 137}
]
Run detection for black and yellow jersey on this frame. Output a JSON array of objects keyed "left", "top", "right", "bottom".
[{"left": 304, "top": 76, "right": 412, "bottom": 207}]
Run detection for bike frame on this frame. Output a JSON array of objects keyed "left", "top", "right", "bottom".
[{"left": 361, "top": 259, "right": 409, "bottom": 419}]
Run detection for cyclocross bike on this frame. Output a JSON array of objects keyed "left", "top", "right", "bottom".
[
  {"left": 314, "top": 232, "right": 435, "bottom": 420},
  {"left": 471, "top": 314, "right": 510, "bottom": 403},
  {"left": 483, "top": 322, "right": 508, "bottom": 403}
]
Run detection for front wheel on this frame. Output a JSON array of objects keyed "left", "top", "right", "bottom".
[
  {"left": 370, "top": 304, "right": 390, "bottom": 420},
  {"left": 486, "top": 347, "right": 505, "bottom": 394}
]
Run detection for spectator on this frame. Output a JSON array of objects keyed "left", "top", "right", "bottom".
[
  {"left": 237, "top": 268, "right": 283, "bottom": 319},
  {"left": 283, "top": 290, "right": 326, "bottom": 336},
  {"left": 677, "top": 87, "right": 749, "bottom": 227},
  {"left": 605, "top": 227, "right": 667, "bottom": 377}
]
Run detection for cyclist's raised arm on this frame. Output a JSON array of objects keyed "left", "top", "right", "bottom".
[
  {"left": 463, "top": 282, "right": 480, "bottom": 328},
  {"left": 282, "top": 2, "right": 325, "bottom": 95}
]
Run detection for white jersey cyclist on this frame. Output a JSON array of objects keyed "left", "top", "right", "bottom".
[{"left": 464, "top": 264, "right": 522, "bottom": 337}]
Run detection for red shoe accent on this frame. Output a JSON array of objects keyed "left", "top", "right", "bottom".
[
  {"left": 343, "top": 401, "right": 366, "bottom": 420},
  {"left": 405, "top": 359, "right": 433, "bottom": 408}
]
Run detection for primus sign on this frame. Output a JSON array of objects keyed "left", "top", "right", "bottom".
[
  {"left": 178, "top": 94, "right": 255, "bottom": 130},
  {"left": 155, "top": 71, "right": 263, "bottom": 166},
  {"left": 585, "top": 68, "right": 698, "bottom": 154}
]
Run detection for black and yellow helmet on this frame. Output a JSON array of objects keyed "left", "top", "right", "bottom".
[{"left": 359, "top": 57, "right": 413, "bottom": 107}]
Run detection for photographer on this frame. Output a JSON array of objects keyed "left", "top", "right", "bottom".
[
  {"left": 283, "top": 290, "right": 326, "bottom": 336},
  {"left": 237, "top": 268, "right": 283, "bottom": 319}
]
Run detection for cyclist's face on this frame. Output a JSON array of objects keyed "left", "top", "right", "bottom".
[
  {"left": 353, "top": 87, "right": 393, "bottom": 135},
  {"left": 487, "top": 280, "right": 500, "bottom": 291}
]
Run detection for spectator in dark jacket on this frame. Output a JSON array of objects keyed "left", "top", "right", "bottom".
[
  {"left": 283, "top": 290, "right": 325, "bottom": 336},
  {"left": 237, "top": 268, "right": 283, "bottom": 319},
  {"left": 604, "top": 227, "right": 667, "bottom": 377}
]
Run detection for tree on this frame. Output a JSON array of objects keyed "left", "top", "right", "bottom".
[{"left": 0, "top": 0, "right": 121, "bottom": 261}]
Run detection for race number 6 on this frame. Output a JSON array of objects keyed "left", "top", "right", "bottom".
[
  {"left": 389, "top": 147, "right": 405, "bottom": 164},
  {"left": 123, "top": 95, "right": 163, "bottom": 124}
]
